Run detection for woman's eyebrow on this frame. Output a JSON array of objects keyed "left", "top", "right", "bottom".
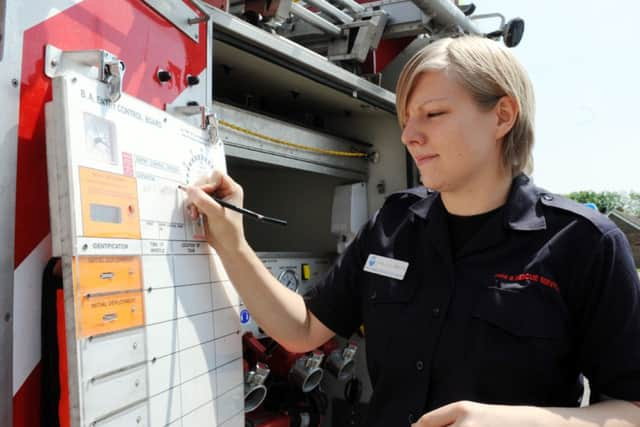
[
  {"left": 411, "top": 97, "right": 449, "bottom": 113},
  {"left": 417, "top": 97, "right": 448, "bottom": 108}
]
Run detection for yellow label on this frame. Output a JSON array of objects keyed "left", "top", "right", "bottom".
[{"left": 302, "top": 264, "right": 311, "bottom": 281}]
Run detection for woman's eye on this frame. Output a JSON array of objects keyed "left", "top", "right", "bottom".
[{"left": 427, "top": 111, "right": 445, "bottom": 118}]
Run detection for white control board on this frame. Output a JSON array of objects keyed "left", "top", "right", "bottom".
[{"left": 46, "top": 73, "right": 243, "bottom": 427}]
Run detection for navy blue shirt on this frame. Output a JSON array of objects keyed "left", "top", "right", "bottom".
[{"left": 304, "top": 175, "right": 640, "bottom": 426}]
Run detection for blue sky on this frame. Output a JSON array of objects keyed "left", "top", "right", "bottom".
[{"left": 473, "top": 1, "right": 638, "bottom": 194}]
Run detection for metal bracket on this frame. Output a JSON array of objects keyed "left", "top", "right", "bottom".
[
  {"left": 143, "top": 0, "right": 208, "bottom": 42},
  {"left": 168, "top": 104, "right": 209, "bottom": 128},
  {"left": 206, "top": 113, "right": 220, "bottom": 143},
  {"left": 167, "top": 104, "right": 220, "bottom": 144},
  {"left": 329, "top": 12, "right": 388, "bottom": 62},
  {"left": 246, "top": 362, "right": 270, "bottom": 387},
  {"left": 342, "top": 342, "right": 358, "bottom": 362},
  {"left": 44, "top": 45, "right": 126, "bottom": 102},
  {"left": 306, "top": 350, "right": 325, "bottom": 369}
]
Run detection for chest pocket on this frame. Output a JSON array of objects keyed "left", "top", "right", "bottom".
[
  {"left": 367, "top": 274, "right": 416, "bottom": 303},
  {"left": 362, "top": 274, "right": 417, "bottom": 378},
  {"left": 470, "top": 285, "right": 571, "bottom": 403},
  {"left": 472, "top": 285, "right": 567, "bottom": 338}
]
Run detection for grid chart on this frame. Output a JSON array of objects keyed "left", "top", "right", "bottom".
[{"left": 46, "top": 73, "right": 244, "bottom": 427}]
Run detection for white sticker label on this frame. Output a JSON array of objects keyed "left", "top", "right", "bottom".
[{"left": 363, "top": 254, "right": 409, "bottom": 280}]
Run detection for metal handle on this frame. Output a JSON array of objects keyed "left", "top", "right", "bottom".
[{"left": 104, "top": 60, "right": 125, "bottom": 103}]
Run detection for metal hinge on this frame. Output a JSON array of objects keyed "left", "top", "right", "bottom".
[{"left": 44, "top": 45, "right": 126, "bottom": 102}]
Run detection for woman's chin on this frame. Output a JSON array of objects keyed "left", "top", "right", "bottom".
[{"left": 420, "top": 174, "right": 444, "bottom": 191}]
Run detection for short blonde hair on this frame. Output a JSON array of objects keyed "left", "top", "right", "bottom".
[{"left": 396, "top": 36, "right": 535, "bottom": 175}]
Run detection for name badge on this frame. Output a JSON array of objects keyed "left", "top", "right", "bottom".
[{"left": 363, "top": 254, "right": 409, "bottom": 280}]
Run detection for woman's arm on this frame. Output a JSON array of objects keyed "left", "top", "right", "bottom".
[
  {"left": 182, "top": 173, "right": 335, "bottom": 352},
  {"left": 414, "top": 400, "right": 640, "bottom": 427}
]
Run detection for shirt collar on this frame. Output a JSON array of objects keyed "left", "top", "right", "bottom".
[
  {"left": 408, "top": 174, "right": 547, "bottom": 231},
  {"left": 504, "top": 174, "right": 547, "bottom": 231}
]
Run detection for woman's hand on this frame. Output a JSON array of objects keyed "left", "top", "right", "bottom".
[
  {"left": 413, "top": 401, "right": 494, "bottom": 427},
  {"left": 180, "top": 170, "right": 246, "bottom": 255},
  {"left": 413, "top": 400, "right": 640, "bottom": 427}
]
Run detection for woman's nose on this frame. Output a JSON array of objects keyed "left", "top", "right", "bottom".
[{"left": 401, "top": 121, "right": 425, "bottom": 146}]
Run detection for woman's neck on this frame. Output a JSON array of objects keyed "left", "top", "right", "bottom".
[{"left": 440, "top": 170, "right": 513, "bottom": 216}]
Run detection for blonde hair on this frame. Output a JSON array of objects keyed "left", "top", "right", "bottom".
[{"left": 396, "top": 36, "right": 535, "bottom": 175}]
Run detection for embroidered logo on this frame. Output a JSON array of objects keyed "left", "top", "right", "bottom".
[{"left": 494, "top": 273, "right": 559, "bottom": 292}]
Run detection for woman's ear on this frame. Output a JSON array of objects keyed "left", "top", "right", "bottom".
[{"left": 495, "top": 96, "right": 519, "bottom": 140}]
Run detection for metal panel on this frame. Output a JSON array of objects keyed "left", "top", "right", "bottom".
[
  {"left": 225, "top": 145, "right": 366, "bottom": 180},
  {"left": 80, "top": 328, "right": 147, "bottom": 380},
  {"left": 146, "top": 321, "right": 180, "bottom": 359},
  {"left": 179, "top": 340, "right": 216, "bottom": 382},
  {"left": 209, "top": 254, "right": 229, "bottom": 282},
  {"left": 214, "top": 334, "right": 242, "bottom": 367},
  {"left": 180, "top": 371, "right": 217, "bottom": 414},
  {"left": 0, "top": 0, "right": 5, "bottom": 61},
  {"left": 83, "top": 363, "right": 149, "bottom": 423},
  {"left": 0, "top": 63, "right": 15, "bottom": 427},
  {"left": 149, "top": 388, "right": 182, "bottom": 427},
  {"left": 92, "top": 401, "right": 149, "bottom": 427},
  {"left": 1, "top": 3, "right": 21, "bottom": 423},
  {"left": 178, "top": 312, "right": 215, "bottom": 350},
  {"left": 176, "top": 283, "right": 213, "bottom": 317},
  {"left": 206, "top": 6, "right": 396, "bottom": 112},
  {"left": 181, "top": 400, "right": 217, "bottom": 426},
  {"left": 216, "top": 384, "right": 244, "bottom": 424},
  {"left": 211, "top": 281, "right": 240, "bottom": 310},
  {"left": 148, "top": 354, "right": 181, "bottom": 396},
  {"left": 219, "top": 411, "right": 244, "bottom": 427},
  {"left": 142, "top": 255, "right": 175, "bottom": 288},
  {"left": 215, "top": 102, "right": 369, "bottom": 180},
  {"left": 173, "top": 254, "right": 211, "bottom": 285},
  {"left": 216, "top": 358, "right": 243, "bottom": 396},
  {"left": 213, "top": 306, "right": 241, "bottom": 338},
  {"left": 0, "top": 121, "right": 15, "bottom": 427},
  {"left": 145, "top": 287, "right": 178, "bottom": 325}
]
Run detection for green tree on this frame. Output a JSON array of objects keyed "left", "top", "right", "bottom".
[
  {"left": 623, "top": 191, "right": 640, "bottom": 216},
  {"left": 566, "top": 191, "right": 624, "bottom": 214}
]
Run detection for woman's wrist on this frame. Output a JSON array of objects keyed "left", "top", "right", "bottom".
[{"left": 216, "top": 234, "right": 251, "bottom": 262}]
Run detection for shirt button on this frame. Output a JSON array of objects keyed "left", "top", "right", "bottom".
[
  {"left": 370, "top": 291, "right": 377, "bottom": 300},
  {"left": 416, "top": 360, "right": 424, "bottom": 371},
  {"left": 542, "top": 194, "right": 554, "bottom": 201},
  {"left": 408, "top": 413, "right": 415, "bottom": 423},
  {"left": 432, "top": 307, "right": 441, "bottom": 318}
]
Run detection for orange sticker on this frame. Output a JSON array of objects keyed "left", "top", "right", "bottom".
[
  {"left": 76, "top": 292, "right": 145, "bottom": 338},
  {"left": 76, "top": 256, "right": 142, "bottom": 295},
  {"left": 72, "top": 256, "right": 145, "bottom": 338},
  {"left": 79, "top": 167, "right": 141, "bottom": 239}
]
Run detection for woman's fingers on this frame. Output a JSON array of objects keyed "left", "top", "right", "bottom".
[
  {"left": 179, "top": 184, "right": 222, "bottom": 218},
  {"left": 179, "top": 172, "right": 246, "bottom": 252},
  {"left": 192, "top": 170, "right": 243, "bottom": 203}
]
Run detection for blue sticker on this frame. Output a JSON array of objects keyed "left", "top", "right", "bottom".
[
  {"left": 368, "top": 256, "right": 376, "bottom": 266},
  {"left": 240, "top": 309, "right": 250, "bottom": 324}
]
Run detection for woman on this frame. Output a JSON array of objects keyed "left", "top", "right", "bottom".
[{"left": 183, "top": 36, "right": 640, "bottom": 426}]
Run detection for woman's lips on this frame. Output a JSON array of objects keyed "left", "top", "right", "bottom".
[{"left": 414, "top": 154, "right": 439, "bottom": 166}]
